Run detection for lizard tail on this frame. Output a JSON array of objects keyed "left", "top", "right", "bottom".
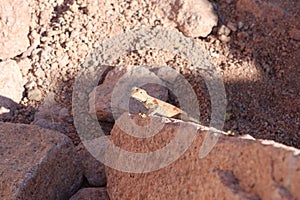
[{"left": 180, "top": 114, "right": 200, "bottom": 124}]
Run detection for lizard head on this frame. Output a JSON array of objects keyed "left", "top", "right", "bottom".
[{"left": 130, "top": 87, "right": 149, "bottom": 102}]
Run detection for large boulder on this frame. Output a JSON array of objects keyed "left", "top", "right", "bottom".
[
  {"left": 0, "top": 123, "right": 82, "bottom": 199},
  {"left": 0, "top": 0, "right": 30, "bottom": 59},
  {"left": 105, "top": 115, "right": 300, "bottom": 199}
]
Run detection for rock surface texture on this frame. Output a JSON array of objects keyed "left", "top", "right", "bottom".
[
  {"left": 0, "top": 60, "right": 24, "bottom": 103},
  {"left": 105, "top": 116, "right": 300, "bottom": 200},
  {"left": 76, "top": 143, "right": 107, "bottom": 187},
  {"left": 0, "top": 0, "right": 30, "bottom": 59},
  {"left": 70, "top": 187, "right": 109, "bottom": 200},
  {"left": 32, "top": 92, "right": 73, "bottom": 133},
  {"left": 0, "top": 123, "right": 82, "bottom": 199}
]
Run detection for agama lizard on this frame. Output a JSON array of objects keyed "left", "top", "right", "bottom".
[
  {"left": 130, "top": 86, "right": 235, "bottom": 136},
  {"left": 130, "top": 86, "right": 199, "bottom": 124}
]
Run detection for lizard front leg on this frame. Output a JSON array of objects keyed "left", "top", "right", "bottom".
[
  {"left": 139, "top": 103, "right": 158, "bottom": 118},
  {"left": 146, "top": 106, "right": 159, "bottom": 117},
  {"left": 139, "top": 113, "right": 148, "bottom": 118}
]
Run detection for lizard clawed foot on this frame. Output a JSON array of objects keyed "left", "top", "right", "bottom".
[
  {"left": 226, "top": 130, "right": 235, "bottom": 136},
  {"left": 138, "top": 113, "right": 147, "bottom": 118}
]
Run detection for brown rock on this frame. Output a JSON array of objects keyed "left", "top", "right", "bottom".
[
  {"left": 0, "top": 0, "right": 30, "bottom": 59},
  {"left": 105, "top": 116, "right": 300, "bottom": 199},
  {"left": 0, "top": 122, "right": 82, "bottom": 199},
  {"left": 76, "top": 143, "right": 107, "bottom": 187},
  {"left": 32, "top": 92, "right": 74, "bottom": 134},
  {"left": 176, "top": 0, "right": 218, "bottom": 37},
  {"left": 70, "top": 187, "right": 109, "bottom": 200},
  {"left": 89, "top": 66, "right": 168, "bottom": 122},
  {"left": 0, "top": 60, "right": 24, "bottom": 103}
]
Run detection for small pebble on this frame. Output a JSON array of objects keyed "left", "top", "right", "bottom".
[
  {"left": 227, "top": 22, "right": 237, "bottom": 32},
  {"left": 218, "top": 25, "right": 231, "bottom": 37},
  {"left": 238, "top": 21, "right": 244, "bottom": 29},
  {"left": 237, "top": 32, "right": 249, "bottom": 40},
  {"left": 218, "top": 35, "right": 231, "bottom": 43},
  {"left": 28, "top": 88, "right": 43, "bottom": 102}
]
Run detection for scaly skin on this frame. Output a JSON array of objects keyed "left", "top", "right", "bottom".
[
  {"left": 130, "top": 87, "right": 235, "bottom": 137},
  {"left": 130, "top": 87, "right": 199, "bottom": 123}
]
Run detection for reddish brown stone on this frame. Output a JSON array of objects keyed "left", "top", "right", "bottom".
[
  {"left": 76, "top": 143, "right": 107, "bottom": 186},
  {"left": 70, "top": 187, "right": 109, "bottom": 200},
  {"left": 0, "top": 123, "right": 82, "bottom": 199},
  {"left": 105, "top": 116, "right": 300, "bottom": 199}
]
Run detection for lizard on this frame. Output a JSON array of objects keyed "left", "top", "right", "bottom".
[
  {"left": 130, "top": 86, "right": 200, "bottom": 124},
  {"left": 130, "top": 86, "right": 235, "bottom": 136}
]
